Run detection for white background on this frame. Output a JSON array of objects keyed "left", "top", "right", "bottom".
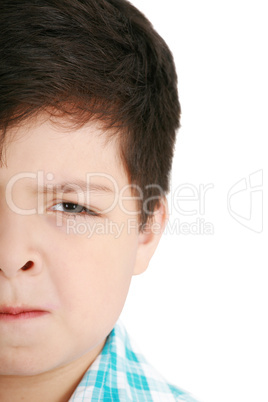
[{"left": 121, "top": 1, "right": 267, "bottom": 402}]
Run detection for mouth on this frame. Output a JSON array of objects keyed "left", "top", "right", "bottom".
[{"left": 0, "top": 306, "right": 49, "bottom": 321}]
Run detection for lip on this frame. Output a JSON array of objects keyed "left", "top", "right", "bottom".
[{"left": 0, "top": 306, "right": 49, "bottom": 321}]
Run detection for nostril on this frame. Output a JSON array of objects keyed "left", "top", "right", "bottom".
[{"left": 21, "top": 261, "right": 34, "bottom": 271}]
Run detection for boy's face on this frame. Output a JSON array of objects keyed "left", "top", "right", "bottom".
[{"left": 0, "top": 115, "right": 152, "bottom": 375}]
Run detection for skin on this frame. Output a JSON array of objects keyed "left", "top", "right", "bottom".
[{"left": 0, "top": 115, "right": 167, "bottom": 401}]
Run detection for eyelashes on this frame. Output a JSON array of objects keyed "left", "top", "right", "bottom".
[{"left": 50, "top": 202, "right": 101, "bottom": 219}]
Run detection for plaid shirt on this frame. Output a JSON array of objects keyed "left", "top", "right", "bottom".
[{"left": 69, "top": 320, "right": 198, "bottom": 401}]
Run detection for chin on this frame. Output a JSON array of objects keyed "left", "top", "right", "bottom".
[{"left": 0, "top": 352, "right": 55, "bottom": 376}]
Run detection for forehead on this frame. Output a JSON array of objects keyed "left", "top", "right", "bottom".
[{"left": 0, "top": 115, "right": 128, "bottom": 190}]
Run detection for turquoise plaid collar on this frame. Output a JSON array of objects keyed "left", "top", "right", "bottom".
[{"left": 69, "top": 320, "right": 198, "bottom": 401}]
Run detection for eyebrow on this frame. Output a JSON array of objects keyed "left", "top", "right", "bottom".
[{"left": 31, "top": 180, "right": 114, "bottom": 195}]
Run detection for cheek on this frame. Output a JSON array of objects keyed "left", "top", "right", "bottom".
[{"left": 46, "top": 228, "right": 138, "bottom": 324}]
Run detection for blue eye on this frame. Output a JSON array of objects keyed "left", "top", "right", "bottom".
[{"left": 51, "top": 202, "right": 99, "bottom": 217}]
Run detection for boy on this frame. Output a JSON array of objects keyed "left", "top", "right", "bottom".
[{"left": 0, "top": 0, "right": 198, "bottom": 400}]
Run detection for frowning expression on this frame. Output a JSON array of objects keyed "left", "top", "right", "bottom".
[{"left": 0, "top": 115, "right": 143, "bottom": 375}]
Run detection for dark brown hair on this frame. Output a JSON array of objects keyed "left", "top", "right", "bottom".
[{"left": 0, "top": 0, "right": 181, "bottom": 225}]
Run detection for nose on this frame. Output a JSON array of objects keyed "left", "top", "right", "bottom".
[
  {"left": 0, "top": 211, "right": 42, "bottom": 279},
  {"left": 0, "top": 261, "right": 36, "bottom": 278}
]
